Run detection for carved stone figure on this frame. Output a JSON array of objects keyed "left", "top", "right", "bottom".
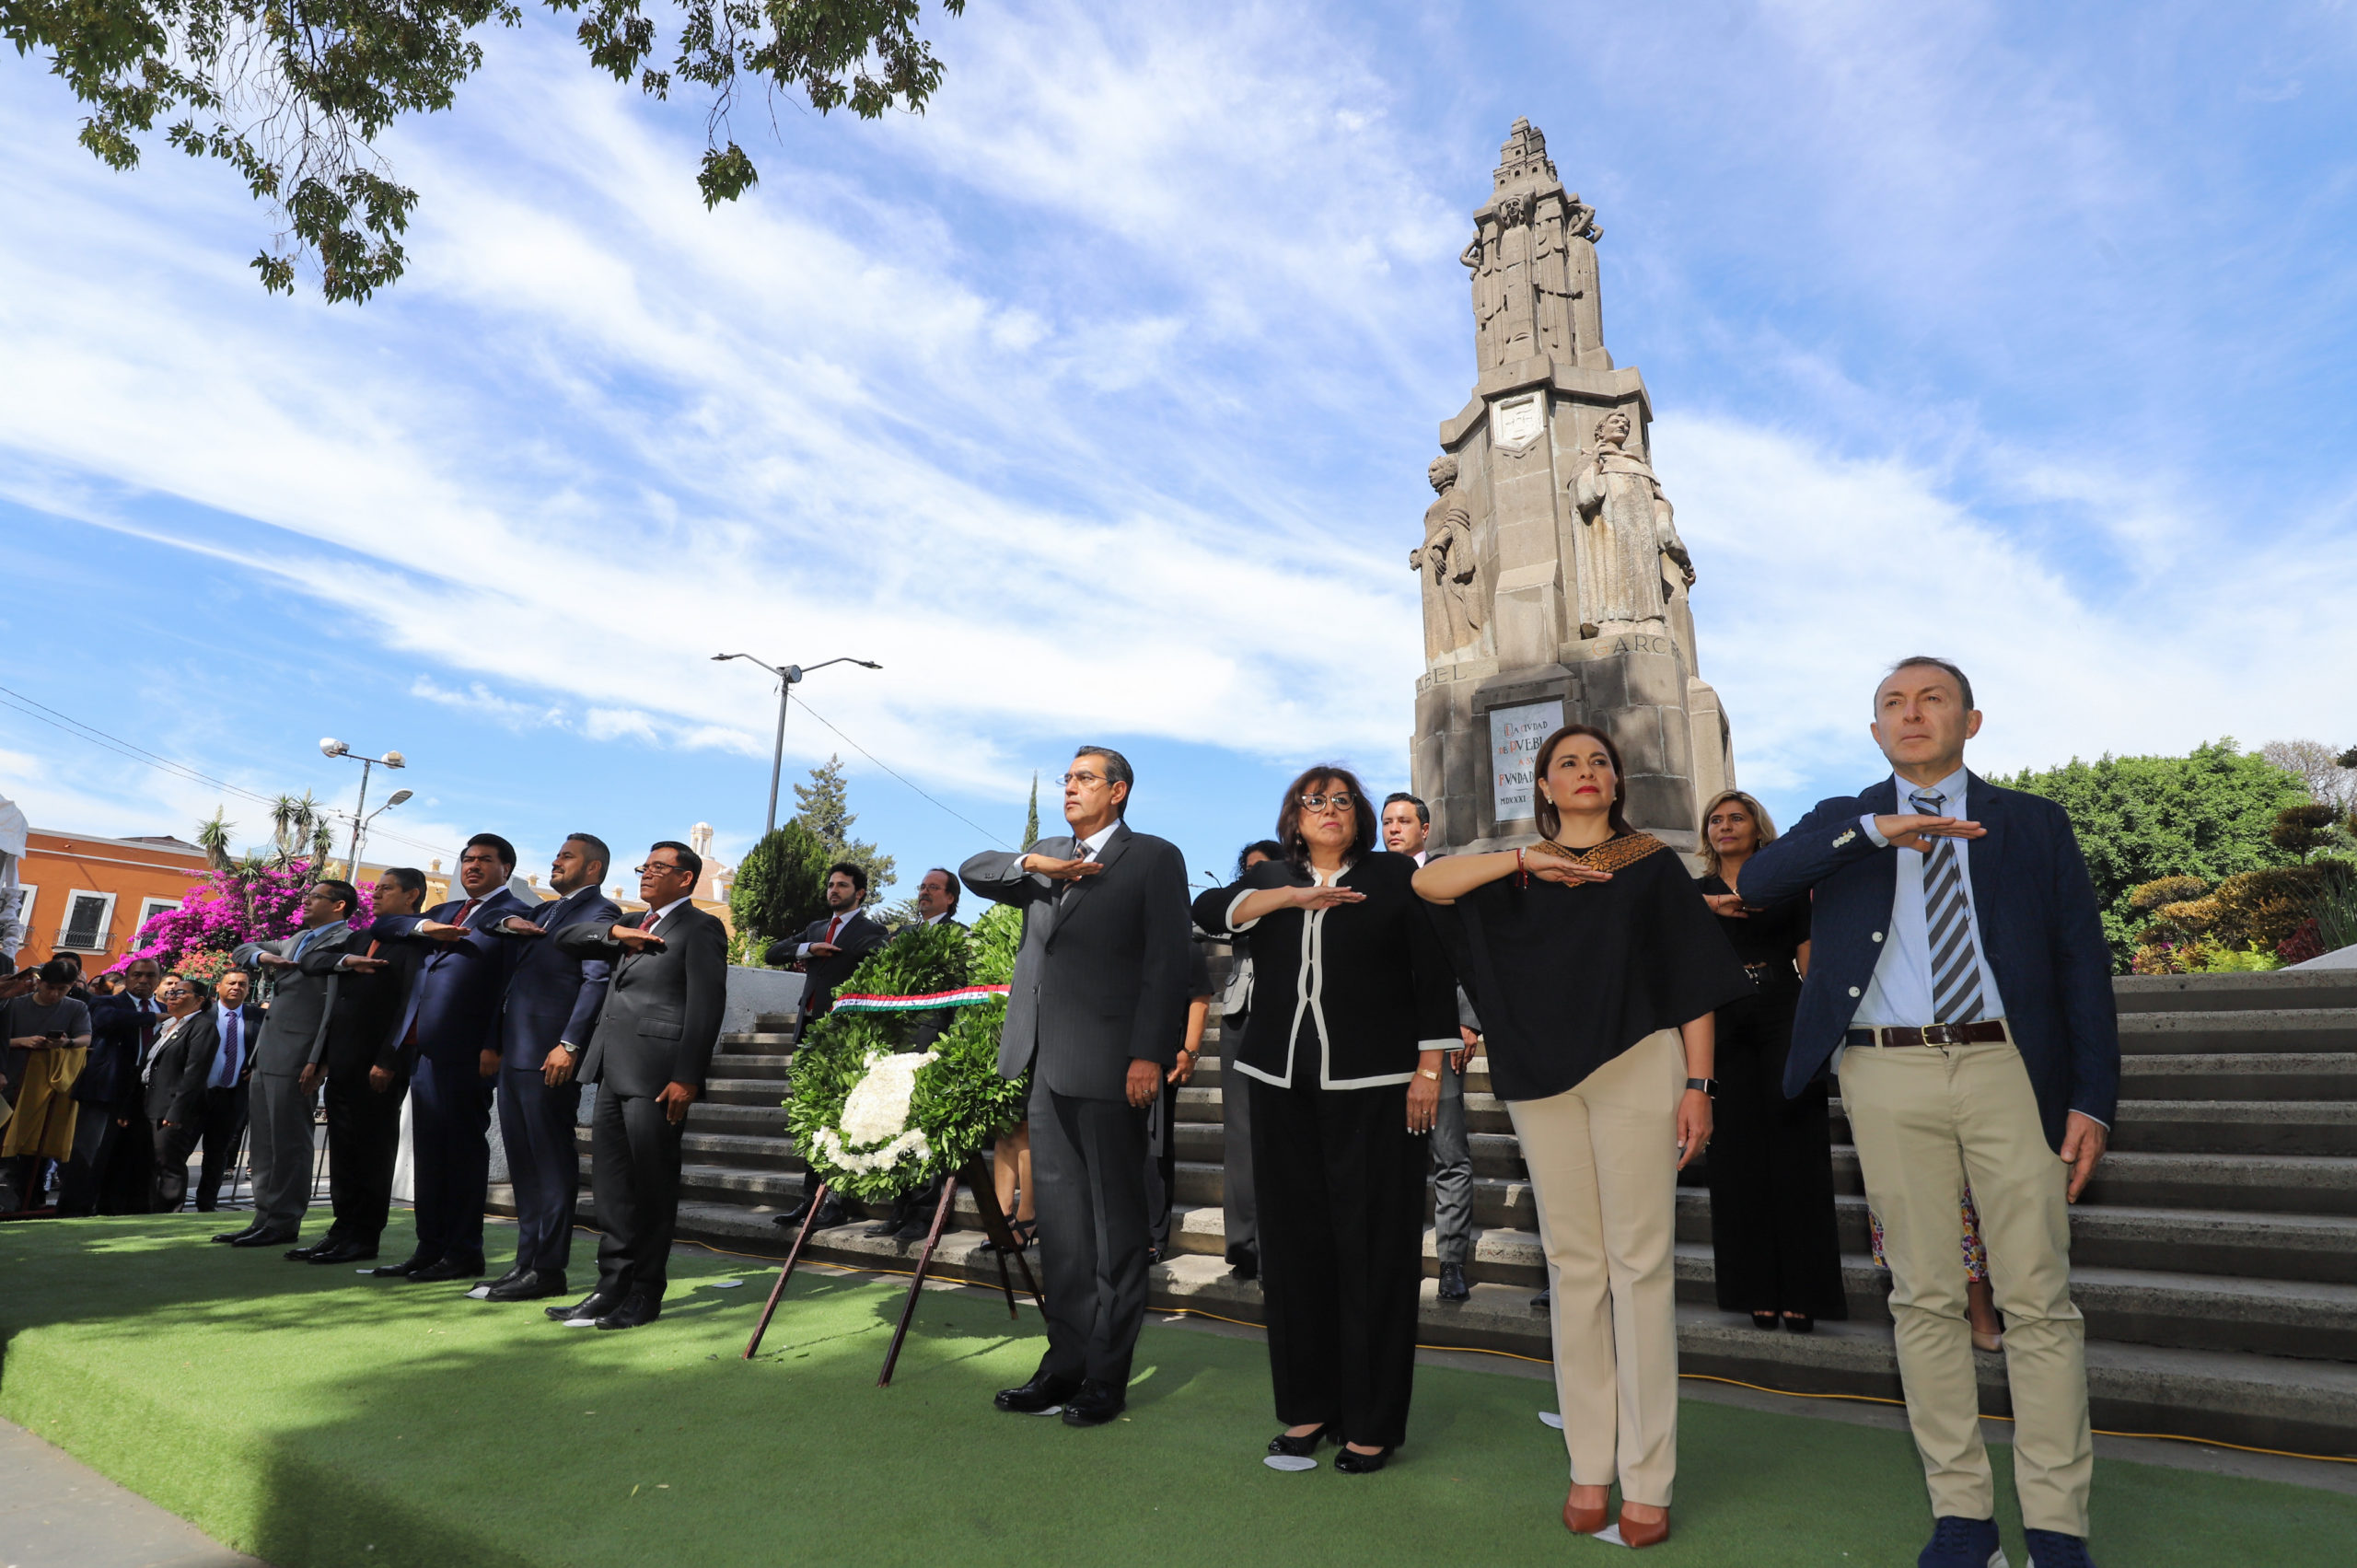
[
  {"left": 1411, "top": 455, "right": 1482, "bottom": 656},
  {"left": 1571, "top": 411, "right": 1693, "bottom": 629}
]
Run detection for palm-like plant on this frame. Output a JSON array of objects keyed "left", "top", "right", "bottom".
[
  {"left": 196, "top": 810, "right": 235, "bottom": 872},
  {"left": 268, "top": 795, "right": 302, "bottom": 860}
]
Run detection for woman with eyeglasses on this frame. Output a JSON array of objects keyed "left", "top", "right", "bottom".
[
  {"left": 1191, "top": 766, "right": 1458, "bottom": 1474},
  {"left": 1413, "top": 726, "right": 1748, "bottom": 1548},
  {"left": 1696, "top": 790, "right": 1844, "bottom": 1334}
]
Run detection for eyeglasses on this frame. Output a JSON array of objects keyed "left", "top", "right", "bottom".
[
  {"left": 1298, "top": 792, "right": 1356, "bottom": 812},
  {"left": 633, "top": 862, "right": 688, "bottom": 877},
  {"left": 1061, "top": 772, "right": 1106, "bottom": 786}
]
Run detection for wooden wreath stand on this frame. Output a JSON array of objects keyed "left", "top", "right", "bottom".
[{"left": 741, "top": 1156, "right": 1045, "bottom": 1385}]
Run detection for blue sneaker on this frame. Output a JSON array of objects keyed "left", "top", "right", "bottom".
[
  {"left": 2024, "top": 1529, "right": 2096, "bottom": 1568},
  {"left": 1920, "top": 1516, "right": 2008, "bottom": 1568}
]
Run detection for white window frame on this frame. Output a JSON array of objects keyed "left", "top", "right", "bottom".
[
  {"left": 59, "top": 889, "right": 119, "bottom": 953},
  {"left": 11, "top": 884, "right": 33, "bottom": 935},
  {"left": 137, "top": 897, "right": 181, "bottom": 931}
]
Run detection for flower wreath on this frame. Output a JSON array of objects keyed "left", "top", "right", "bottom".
[{"left": 781, "top": 903, "right": 1029, "bottom": 1205}]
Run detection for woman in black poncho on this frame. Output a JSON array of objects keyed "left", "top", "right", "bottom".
[
  {"left": 1193, "top": 765, "right": 1459, "bottom": 1474},
  {"left": 1414, "top": 726, "right": 1748, "bottom": 1550}
]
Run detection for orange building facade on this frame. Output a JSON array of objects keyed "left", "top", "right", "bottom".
[{"left": 10, "top": 830, "right": 212, "bottom": 970}]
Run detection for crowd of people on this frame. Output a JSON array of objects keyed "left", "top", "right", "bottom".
[{"left": 0, "top": 652, "right": 2119, "bottom": 1568}]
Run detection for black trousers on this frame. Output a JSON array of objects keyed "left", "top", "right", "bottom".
[
  {"left": 590, "top": 1086, "right": 685, "bottom": 1300},
  {"left": 155, "top": 1085, "right": 247, "bottom": 1211},
  {"left": 411, "top": 1053, "right": 494, "bottom": 1265},
  {"left": 1705, "top": 988, "right": 1848, "bottom": 1319},
  {"left": 1248, "top": 1069, "right": 1426, "bottom": 1449},
  {"left": 61, "top": 1102, "right": 148, "bottom": 1215},
  {"left": 323, "top": 1068, "right": 406, "bottom": 1245},
  {"left": 499, "top": 1065, "right": 580, "bottom": 1272},
  {"left": 1028, "top": 1077, "right": 1151, "bottom": 1385}
]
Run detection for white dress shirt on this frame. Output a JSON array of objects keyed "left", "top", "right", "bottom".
[{"left": 1852, "top": 764, "right": 2007, "bottom": 1029}]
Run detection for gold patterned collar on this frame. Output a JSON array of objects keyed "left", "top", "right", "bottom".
[{"left": 1531, "top": 832, "right": 1668, "bottom": 876}]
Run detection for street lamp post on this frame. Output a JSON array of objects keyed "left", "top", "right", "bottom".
[
  {"left": 320, "top": 738, "right": 407, "bottom": 877},
  {"left": 711, "top": 655, "right": 881, "bottom": 834}
]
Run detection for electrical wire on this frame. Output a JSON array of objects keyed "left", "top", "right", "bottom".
[{"left": 786, "top": 695, "right": 1014, "bottom": 849}]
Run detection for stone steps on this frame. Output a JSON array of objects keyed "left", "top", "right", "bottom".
[{"left": 528, "top": 968, "right": 2357, "bottom": 1456}]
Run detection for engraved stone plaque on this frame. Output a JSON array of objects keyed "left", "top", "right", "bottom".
[
  {"left": 1494, "top": 393, "right": 1545, "bottom": 450},
  {"left": 1489, "top": 698, "right": 1566, "bottom": 822}
]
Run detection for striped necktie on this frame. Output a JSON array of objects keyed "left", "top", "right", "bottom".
[{"left": 1911, "top": 789, "right": 1983, "bottom": 1023}]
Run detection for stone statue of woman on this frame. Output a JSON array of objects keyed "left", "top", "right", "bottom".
[
  {"left": 1570, "top": 410, "right": 1692, "bottom": 629},
  {"left": 1411, "top": 454, "right": 1483, "bottom": 656}
]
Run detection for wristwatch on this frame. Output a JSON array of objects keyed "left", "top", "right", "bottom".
[
  {"left": 561, "top": 1040, "right": 585, "bottom": 1056},
  {"left": 1685, "top": 1077, "right": 1716, "bottom": 1097}
]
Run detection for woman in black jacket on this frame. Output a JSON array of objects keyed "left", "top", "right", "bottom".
[{"left": 1191, "top": 765, "right": 1458, "bottom": 1473}]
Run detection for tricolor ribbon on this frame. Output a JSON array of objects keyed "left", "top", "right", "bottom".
[{"left": 829, "top": 984, "right": 1012, "bottom": 1014}]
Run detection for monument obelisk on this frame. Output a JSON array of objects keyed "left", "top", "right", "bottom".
[{"left": 1410, "top": 119, "right": 1736, "bottom": 854}]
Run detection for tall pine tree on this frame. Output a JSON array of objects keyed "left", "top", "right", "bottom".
[{"left": 791, "top": 755, "right": 895, "bottom": 902}]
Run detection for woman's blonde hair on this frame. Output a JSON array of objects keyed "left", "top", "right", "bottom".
[{"left": 1699, "top": 790, "right": 1778, "bottom": 880}]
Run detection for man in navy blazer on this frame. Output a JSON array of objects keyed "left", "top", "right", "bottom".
[
  {"left": 362, "top": 832, "right": 531, "bottom": 1283},
  {"left": 476, "top": 832, "right": 621, "bottom": 1302},
  {"left": 1742, "top": 657, "right": 2117, "bottom": 1568}
]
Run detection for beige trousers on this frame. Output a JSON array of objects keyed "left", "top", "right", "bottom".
[
  {"left": 1508, "top": 1028, "right": 1684, "bottom": 1506},
  {"left": 1840, "top": 1034, "right": 2093, "bottom": 1535}
]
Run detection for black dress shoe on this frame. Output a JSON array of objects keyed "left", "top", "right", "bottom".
[
  {"left": 993, "top": 1371, "right": 1083, "bottom": 1414},
  {"left": 550, "top": 1291, "right": 620, "bottom": 1322},
  {"left": 211, "top": 1225, "right": 261, "bottom": 1245},
  {"left": 408, "top": 1256, "right": 486, "bottom": 1283},
  {"left": 229, "top": 1228, "right": 298, "bottom": 1248},
  {"left": 307, "top": 1241, "right": 378, "bottom": 1265},
  {"left": 1334, "top": 1445, "right": 1393, "bottom": 1474},
  {"left": 594, "top": 1293, "right": 662, "bottom": 1330},
  {"left": 1228, "top": 1246, "right": 1259, "bottom": 1282},
  {"left": 1437, "top": 1262, "right": 1470, "bottom": 1301},
  {"left": 896, "top": 1212, "right": 952, "bottom": 1244},
  {"left": 483, "top": 1264, "right": 529, "bottom": 1291},
  {"left": 484, "top": 1269, "right": 567, "bottom": 1302},
  {"left": 1061, "top": 1378, "right": 1127, "bottom": 1427},
  {"left": 284, "top": 1237, "right": 333, "bottom": 1260},
  {"left": 1268, "top": 1423, "right": 1331, "bottom": 1459},
  {"left": 368, "top": 1253, "right": 435, "bottom": 1278},
  {"left": 1529, "top": 1285, "right": 1552, "bottom": 1311}
]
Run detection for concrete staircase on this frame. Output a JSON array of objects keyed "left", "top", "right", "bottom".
[{"left": 554, "top": 963, "right": 2357, "bottom": 1459}]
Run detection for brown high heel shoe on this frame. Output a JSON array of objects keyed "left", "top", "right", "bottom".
[
  {"left": 1618, "top": 1504, "right": 1670, "bottom": 1549},
  {"left": 1563, "top": 1487, "right": 1610, "bottom": 1535}
]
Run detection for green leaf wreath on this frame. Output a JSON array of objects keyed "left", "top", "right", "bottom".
[{"left": 782, "top": 903, "right": 1028, "bottom": 1204}]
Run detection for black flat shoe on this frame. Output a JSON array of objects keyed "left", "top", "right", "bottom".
[
  {"left": 1782, "top": 1313, "right": 1816, "bottom": 1334},
  {"left": 1061, "top": 1378, "right": 1126, "bottom": 1427},
  {"left": 994, "top": 1371, "right": 1082, "bottom": 1414},
  {"left": 307, "top": 1241, "right": 377, "bottom": 1265},
  {"left": 484, "top": 1269, "right": 567, "bottom": 1302},
  {"left": 549, "top": 1291, "right": 620, "bottom": 1323},
  {"left": 229, "top": 1228, "right": 298, "bottom": 1249},
  {"left": 1334, "top": 1446, "right": 1393, "bottom": 1474},
  {"left": 1268, "top": 1423, "right": 1331, "bottom": 1459},
  {"left": 1751, "top": 1311, "right": 1780, "bottom": 1330},
  {"left": 407, "top": 1256, "right": 485, "bottom": 1283},
  {"left": 368, "top": 1254, "right": 435, "bottom": 1278},
  {"left": 211, "top": 1225, "right": 260, "bottom": 1245},
  {"left": 593, "top": 1293, "right": 662, "bottom": 1330}
]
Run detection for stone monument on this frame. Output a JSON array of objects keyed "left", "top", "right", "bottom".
[{"left": 1410, "top": 119, "right": 1736, "bottom": 854}]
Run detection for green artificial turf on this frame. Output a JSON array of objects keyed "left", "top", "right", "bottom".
[{"left": 1, "top": 1214, "right": 2348, "bottom": 1567}]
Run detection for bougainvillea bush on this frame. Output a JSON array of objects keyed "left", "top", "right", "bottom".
[{"left": 110, "top": 862, "right": 378, "bottom": 974}]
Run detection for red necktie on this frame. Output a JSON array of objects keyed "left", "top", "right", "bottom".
[
  {"left": 827, "top": 914, "right": 843, "bottom": 944},
  {"left": 453, "top": 899, "right": 481, "bottom": 927},
  {"left": 642, "top": 910, "right": 661, "bottom": 941}
]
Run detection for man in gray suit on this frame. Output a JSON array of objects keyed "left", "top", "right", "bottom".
[
  {"left": 550, "top": 841, "right": 727, "bottom": 1331},
  {"left": 226, "top": 879, "right": 366, "bottom": 1247},
  {"left": 961, "top": 745, "right": 1190, "bottom": 1427}
]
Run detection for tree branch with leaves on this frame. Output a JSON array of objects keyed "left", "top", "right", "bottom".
[{"left": 6, "top": 0, "right": 966, "bottom": 302}]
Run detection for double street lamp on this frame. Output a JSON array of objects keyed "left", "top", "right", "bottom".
[
  {"left": 320, "top": 738, "right": 408, "bottom": 877},
  {"left": 711, "top": 655, "right": 881, "bottom": 834}
]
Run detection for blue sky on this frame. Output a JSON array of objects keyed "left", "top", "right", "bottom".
[{"left": 4, "top": 1, "right": 2354, "bottom": 900}]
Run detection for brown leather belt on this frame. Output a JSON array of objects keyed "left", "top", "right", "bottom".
[{"left": 1843, "top": 1021, "right": 2009, "bottom": 1048}]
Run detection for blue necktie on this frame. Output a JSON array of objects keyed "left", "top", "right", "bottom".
[
  {"left": 1911, "top": 790, "right": 1985, "bottom": 1024},
  {"left": 216, "top": 1008, "right": 243, "bottom": 1087}
]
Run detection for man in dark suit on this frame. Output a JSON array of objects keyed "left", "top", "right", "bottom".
[
  {"left": 361, "top": 833, "right": 532, "bottom": 1283},
  {"left": 865, "top": 867, "right": 966, "bottom": 1242},
  {"left": 961, "top": 745, "right": 1190, "bottom": 1427},
  {"left": 764, "top": 862, "right": 889, "bottom": 1026},
  {"left": 142, "top": 972, "right": 212, "bottom": 1210},
  {"left": 1742, "top": 657, "right": 2118, "bottom": 1568},
  {"left": 291, "top": 867, "right": 428, "bottom": 1264},
  {"left": 478, "top": 834, "right": 621, "bottom": 1302},
  {"left": 549, "top": 840, "right": 726, "bottom": 1330},
  {"left": 62, "top": 956, "right": 163, "bottom": 1214},
  {"left": 228, "top": 880, "right": 366, "bottom": 1247},
  {"left": 151, "top": 970, "right": 260, "bottom": 1211}
]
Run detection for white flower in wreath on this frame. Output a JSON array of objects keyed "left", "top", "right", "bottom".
[{"left": 812, "top": 1050, "right": 940, "bottom": 1174}]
